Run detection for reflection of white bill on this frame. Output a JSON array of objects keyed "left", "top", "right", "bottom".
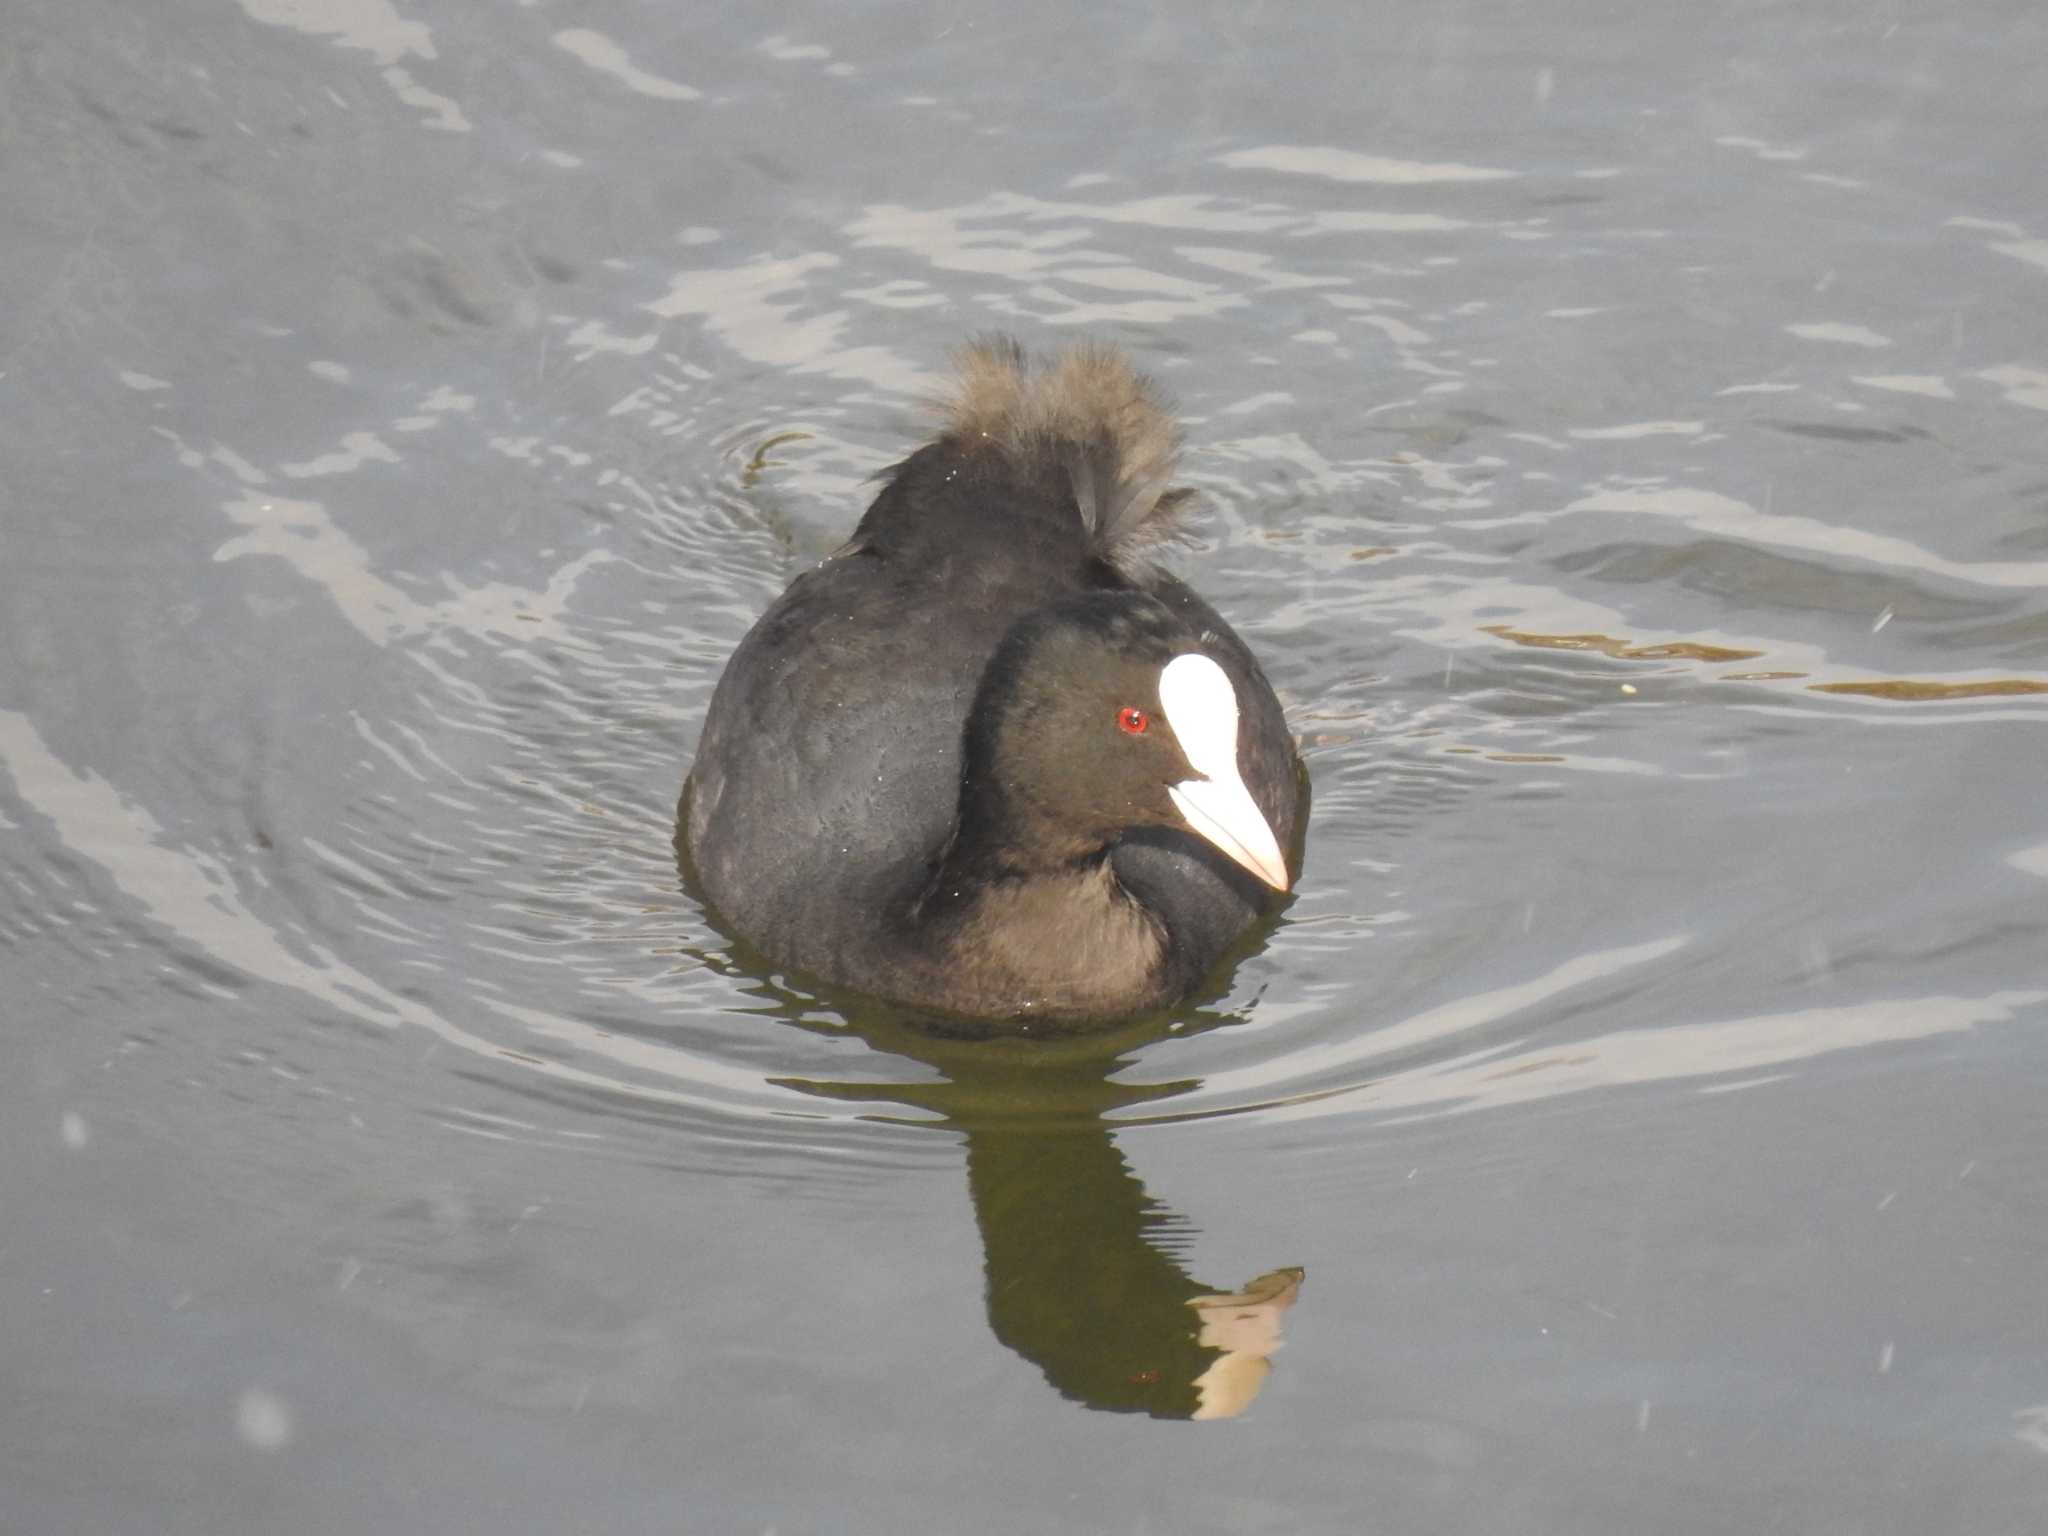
[{"left": 1188, "top": 1267, "right": 1304, "bottom": 1422}]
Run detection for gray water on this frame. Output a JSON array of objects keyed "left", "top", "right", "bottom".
[{"left": 6, "top": 0, "right": 2048, "bottom": 1529}]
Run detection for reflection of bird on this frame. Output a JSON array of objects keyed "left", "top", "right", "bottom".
[
  {"left": 1188, "top": 1268, "right": 1306, "bottom": 1421},
  {"left": 963, "top": 1104, "right": 1303, "bottom": 1421},
  {"left": 683, "top": 337, "right": 1304, "bottom": 1026},
  {"left": 739, "top": 991, "right": 1308, "bottom": 1422}
]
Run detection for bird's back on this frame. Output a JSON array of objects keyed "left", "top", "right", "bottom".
[{"left": 684, "top": 440, "right": 1104, "bottom": 972}]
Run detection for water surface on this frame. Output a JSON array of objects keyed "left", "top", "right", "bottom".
[{"left": 6, "top": 1, "right": 2048, "bottom": 1530}]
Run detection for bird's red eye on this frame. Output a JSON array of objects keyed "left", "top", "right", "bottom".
[{"left": 1117, "top": 706, "right": 1149, "bottom": 735}]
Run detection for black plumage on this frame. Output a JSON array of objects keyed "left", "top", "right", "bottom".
[{"left": 682, "top": 338, "right": 1304, "bottom": 1025}]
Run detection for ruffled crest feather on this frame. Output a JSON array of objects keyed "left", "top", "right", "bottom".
[{"left": 937, "top": 335, "right": 1192, "bottom": 572}]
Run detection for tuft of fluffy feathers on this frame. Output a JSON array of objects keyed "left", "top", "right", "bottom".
[{"left": 939, "top": 335, "right": 1191, "bottom": 571}]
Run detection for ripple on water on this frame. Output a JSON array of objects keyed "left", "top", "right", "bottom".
[
  {"left": 40, "top": 411, "right": 2046, "bottom": 1186},
  {"left": 10, "top": 136, "right": 2048, "bottom": 1201}
]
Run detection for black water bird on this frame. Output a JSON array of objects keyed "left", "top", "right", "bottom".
[{"left": 682, "top": 338, "right": 1305, "bottom": 1025}]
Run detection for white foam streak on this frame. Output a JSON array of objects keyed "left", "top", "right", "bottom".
[
  {"left": 1164, "top": 937, "right": 1688, "bottom": 1112},
  {"left": 212, "top": 491, "right": 617, "bottom": 648},
  {"left": 1273, "top": 990, "right": 2047, "bottom": 1124},
  {"left": 552, "top": 29, "right": 702, "bottom": 100},
  {"left": 1139, "top": 928, "right": 2043, "bottom": 1125},
  {"left": 1216, "top": 146, "right": 1517, "bottom": 184},
  {"left": 1560, "top": 486, "right": 2048, "bottom": 592},
  {"left": 0, "top": 710, "right": 808, "bottom": 1123},
  {"left": 647, "top": 254, "right": 931, "bottom": 394}
]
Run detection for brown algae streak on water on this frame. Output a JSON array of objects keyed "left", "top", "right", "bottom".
[
  {"left": 1809, "top": 679, "right": 2048, "bottom": 701},
  {"left": 1480, "top": 625, "right": 1765, "bottom": 663},
  {"left": 1479, "top": 628, "right": 2048, "bottom": 700},
  {"left": 741, "top": 430, "right": 813, "bottom": 488}
]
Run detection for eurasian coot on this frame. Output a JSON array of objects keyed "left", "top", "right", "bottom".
[{"left": 682, "top": 338, "right": 1304, "bottom": 1024}]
